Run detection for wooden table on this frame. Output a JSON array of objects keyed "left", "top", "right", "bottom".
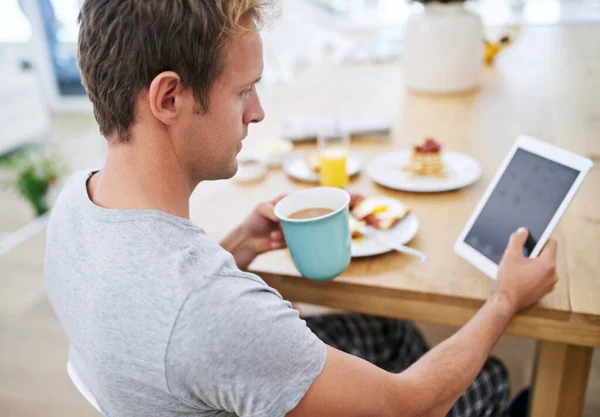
[{"left": 192, "top": 25, "right": 600, "bottom": 417}]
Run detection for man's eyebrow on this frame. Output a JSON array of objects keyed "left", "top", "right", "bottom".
[{"left": 249, "top": 76, "right": 262, "bottom": 85}]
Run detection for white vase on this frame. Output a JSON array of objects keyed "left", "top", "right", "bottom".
[{"left": 404, "top": 3, "right": 484, "bottom": 94}]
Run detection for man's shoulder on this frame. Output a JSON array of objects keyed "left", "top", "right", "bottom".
[
  {"left": 47, "top": 169, "right": 94, "bottom": 226},
  {"left": 45, "top": 168, "right": 247, "bottom": 299}
]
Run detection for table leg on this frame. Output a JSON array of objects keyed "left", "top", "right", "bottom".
[{"left": 529, "top": 340, "right": 593, "bottom": 417}]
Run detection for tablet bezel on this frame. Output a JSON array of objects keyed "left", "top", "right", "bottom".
[{"left": 454, "top": 135, "right": 593, "bottom": 280}]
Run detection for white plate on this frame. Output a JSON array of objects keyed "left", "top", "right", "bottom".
[
  {"left": 351, "top": 213, "right": 419, "bottom": 258},
  {"left": 283, "top": 151, "right": 362, "bottom": 183},
  {"left": 367, "top": 150, "right": 482, "bottom": 192}
]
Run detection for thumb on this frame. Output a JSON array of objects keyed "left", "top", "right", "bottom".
[
  {"left": 269, "top": 194, "right": 288, "bottom": 206},
  {"left": 256, "top": 201, "right": 279, "bottom": 223},
  {"left": 507, "top": 227, "right": 528, "bottom": 255}
]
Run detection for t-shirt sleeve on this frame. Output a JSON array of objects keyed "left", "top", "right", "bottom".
[{"left": 165, "top": 272, "right": 327, "bottom": 417}]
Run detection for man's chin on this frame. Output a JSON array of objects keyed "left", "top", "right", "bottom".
[
  {"left": 223, "top": 160, "right": 239, "bottom": 180},
  {"left": 202, "top": 156, "right": 242, "bottom": 181},
  {"left": 229, "top": 163, "right": 239, "bottom": 179}
]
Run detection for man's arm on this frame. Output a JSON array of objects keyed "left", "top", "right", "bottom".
[
  {"left": 220, "top": 196, "right": 286, "bottom": 270},
  {"left": 220, "top": 223, "right": 260, "bottom": 270},
  {"left": 288, "top": 228, "right": 558, "bottom": 417}
]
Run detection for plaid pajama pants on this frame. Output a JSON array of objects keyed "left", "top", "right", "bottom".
[{"left": 305, "top": 313, "right": 510, "bottom": 417}]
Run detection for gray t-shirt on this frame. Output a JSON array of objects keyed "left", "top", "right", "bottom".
[{"left": 45, "top": 170, "right": 327, "bottom": 417}]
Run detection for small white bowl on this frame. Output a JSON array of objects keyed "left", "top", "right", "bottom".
[
  {"left": 234, "top": 155, "right": 268, "bottom": 183},
  {"left": 260, "top": 140, "right": 293, "bottom": 167}
]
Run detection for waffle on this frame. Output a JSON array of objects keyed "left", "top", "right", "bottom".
[{"left": 403, "top": 138, "right": 447, "bottom": 178}]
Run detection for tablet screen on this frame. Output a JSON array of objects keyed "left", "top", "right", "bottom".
[{"left": 464, "top": 148, "right": 579, "bottom": 263}]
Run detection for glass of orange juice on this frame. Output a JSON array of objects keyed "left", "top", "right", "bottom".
[{"left": 317, "top": 119, "right": 349, "bottom": 188}]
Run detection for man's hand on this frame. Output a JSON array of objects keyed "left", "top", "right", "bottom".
[
  {"left": 495, "top": 227, "right": 558, "bottom": 315},
  {"left": 220, "top": 195, "right": 287, "bottom": 270},
  {"left": 287, "top": 227, "right": 561, "bottom": 417}
]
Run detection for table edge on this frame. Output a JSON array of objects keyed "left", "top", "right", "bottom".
[{"left": 258, "top": 273, "right": 600, "bottom": 348}]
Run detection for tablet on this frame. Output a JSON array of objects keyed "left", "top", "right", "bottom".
[{"left": 454, "top": 135, "right": 593, "bottom": 279}]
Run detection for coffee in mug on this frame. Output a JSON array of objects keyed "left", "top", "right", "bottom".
[{"left": 288, "top": 208, "right": 334, "bottom": 220}]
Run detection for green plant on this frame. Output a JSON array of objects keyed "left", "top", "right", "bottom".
[{"left": 0, "top": 147, "right": 66, "bottom": 217}]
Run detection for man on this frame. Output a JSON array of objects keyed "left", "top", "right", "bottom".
[{"left": 45, "top": 1, "right": 558, "bottom": 416}]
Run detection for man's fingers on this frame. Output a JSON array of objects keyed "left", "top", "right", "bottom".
[
  {"left": 270, "top": 230, "right": 284, "bottom": 242},
  {"left": 271, "top": 240, "right": 286, "bottom": 250},
  {"left": 507, "top": 227, "right": 528, "bottom": 255},
  {"left": 271, "top": 230, "right": 287, "bottom": 249},
  {"left": 254, "top": 236, "right": 286, "bottom": 253},
  {"left": 257, "top": 201, "right": 279, "bottom": 223},
  {"left": 269, "top": 194, "right": 288, "bottom": 206}
]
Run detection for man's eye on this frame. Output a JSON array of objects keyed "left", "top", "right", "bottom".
[{"left": 242, "top": 85, "right": 253, "bottom": 97}]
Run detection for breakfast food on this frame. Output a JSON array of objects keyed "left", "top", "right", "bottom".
[
  {"left": 348, "top": 216, "right": 365, "bottom": 240},
  {"left": 347, "top": 194, "right": 410, "bottom": 241},
  {"left": 403, "top": 138, "right": 446, "bottom": 178},
  {"left": 350, "top": 196, "right": 410, "bottom": 231}
]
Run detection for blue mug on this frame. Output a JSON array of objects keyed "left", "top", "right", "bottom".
[{"left": 275, "top": 187, "right": 351, "bottom": 281}]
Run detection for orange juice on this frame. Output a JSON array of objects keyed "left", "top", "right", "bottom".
[{"left": 319, "top": 148, "right": 348, "bottom": 188}]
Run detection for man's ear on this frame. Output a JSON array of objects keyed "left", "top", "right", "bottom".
[{"left": 147, "top": 71, "right": 185, "bottom": 126}]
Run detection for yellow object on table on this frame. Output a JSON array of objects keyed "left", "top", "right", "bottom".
[
  {"left": 484, "top": 38, "right": 509, "bottom": 65},
  {"left": 484, "top": 27, "right": 518, "bottom": 65},
  {"left": 319, "top": 147, "right": 348, "bottom": 188}
]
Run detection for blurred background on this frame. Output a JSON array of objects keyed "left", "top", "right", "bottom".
[{"left": 1, "top": 0, "right": 599, "bottom": 416}]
